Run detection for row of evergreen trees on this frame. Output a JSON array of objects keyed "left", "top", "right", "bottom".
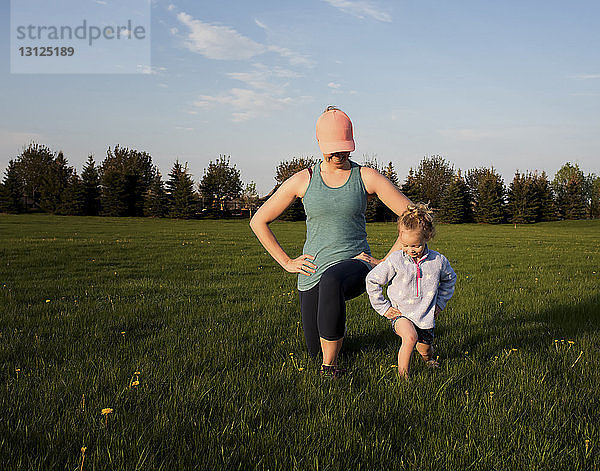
[
  {"left": 397, "top": 156, "right": 599, "bottom": 223},
  {"left": 1, "top": 143, "right": 598, "bottom": 223},
  {"left": 271, "top": 154, "right": 599, "bottom": 224},
  {"left": 0, "top": 143, "right": 253, "bottom": 219}
]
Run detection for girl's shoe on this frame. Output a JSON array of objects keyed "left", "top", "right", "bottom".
[{"left": 319, "top": 364, "right": 346, "bottom": 378}]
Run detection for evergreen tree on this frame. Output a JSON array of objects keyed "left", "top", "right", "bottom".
[
  {"left": 438, "top": 171, "right": 471, "bottom": 223},
  {"left": 274, "top": 157, "right": 316, "bottom": 184},
  {"left": 553, "top": 163, "right": 587, "bottom": 220},
  {"left": 588, "top": 174, "right": 600, "bottom": 219},
  {"left": 167, "top": 161, "right": 197, "bottom": 219},
  {"left": 0, "top": 183, "right": 11, "bottom": 213},
  {"left": 532, "top": 171, "right": 557, "bottom": 222},
  {"left": 100, "top": 168, "right": 127, "bottom": 216},
  {"left": 199, "top": 155, "right": 243, "bottom": 218},
  {"left": 100, "top": 145, "right": 155, "bottom": 217},
  {"left": 14, "top": 142, "right": 56, "bottom": 210},
  {"left": 144, "top": 171, "right": 167, "bottom": 218},
  {"left": 39, "top": 151, "right": 73, "bottom": 213},
  {"left": 269, "top": 156, "right": 315, "bottom": 221},
  {"left": 378, "top": 161, "right": 400, "bottom": 222},
  {"left": 363, "top": 157, "right": 384, "bottom": 222},
  {"left": 58, "top": 173, "right": 85, "bottom": 216},
  {"left": 382, "top": 161, "right": 399, "bottom": 187},
  {"left": 507, "top": 171, "right": 539, "bottom": 224},
  {"left": 81, "top": 155, "right": 101, "bottom": 216},
  {"left": 401, "top": 168, "right": 421, "bottom": 203},
  {"left": 414, "top": 155, "right": 454, "bottom": 209},
  {"left": 467, "top": 167, "right": 505, "bottom": 223},
  {"left": 1, "top": 160, "right": 24, "bottom": 213}
]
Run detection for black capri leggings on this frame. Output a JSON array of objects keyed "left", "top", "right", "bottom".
[{"left": 299, "top": 259, "right": 370, "bottom": 358}]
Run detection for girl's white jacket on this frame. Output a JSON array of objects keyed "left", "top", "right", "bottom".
[{"left": 365, "top": 247, "right": 457, "bottom": 329}]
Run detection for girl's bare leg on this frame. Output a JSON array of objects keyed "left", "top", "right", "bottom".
[
  {"left": 416, "top": 342, "right": 439, "bottom": 367},
  {"left": 416, "top": 342, "right": 433, "bottom": 361},
  {"left": 394, "top": 318, "right": 418, "bottom": 376}
]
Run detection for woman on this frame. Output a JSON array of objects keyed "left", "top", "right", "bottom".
[{"left": 250, "top": 106, "right": 411, "bottom": 376}]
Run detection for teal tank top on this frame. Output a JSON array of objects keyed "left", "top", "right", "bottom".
[{"left": 298, "top": 160, "right": 371, "bottom": 291}]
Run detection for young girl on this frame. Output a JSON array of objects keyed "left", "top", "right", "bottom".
[{"left": 365, "top": 203, "right": 457, "bottom": 377}]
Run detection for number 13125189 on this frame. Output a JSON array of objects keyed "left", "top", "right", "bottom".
[{"left": 19, "top": 46, "right": 75, "bottom": 56}]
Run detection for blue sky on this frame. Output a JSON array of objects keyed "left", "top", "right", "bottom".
[{"left": 2, "top": 0, "right": 599, "bottom": 195}]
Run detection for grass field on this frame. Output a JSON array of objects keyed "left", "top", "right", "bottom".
[{"left": 1, "top": 214, "right": 599, "bottom": 470}]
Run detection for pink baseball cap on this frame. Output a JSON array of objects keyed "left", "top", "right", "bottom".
[{"left": 316, "top": 109, "right": 355, "bottom": 154}]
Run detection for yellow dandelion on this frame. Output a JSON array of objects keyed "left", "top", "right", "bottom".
[
  {"left": 489, "top": 391, "right": 494, "bottom": 397},
  {"left": 131, "top": 380, "right": 139, "bottom": 387},
  {"left": 80, "top": 447, "right": 87, "bottom": 471},
  {"left": 297, "top": 368, "right": 304, "bottom": 372},
  {"left": 101, "top": 407, "right": 113, "bottom": 426},
  {"left": 390, "top": 365, "right": 397, "bottom": 368},
  {"left": 568, "top": 341, "right": 575, "bottom": 345},
  {"left": 512, "top": 348, "right": 518, "bottom": 352},
  {"left": 289, "top": 352, "right": 294, "bottom": 356},
  {"left": 120, "top": 331, "right": 126, "bottom": 336},
  {"left": 46, "top": 299, "right": 50, "bottom": 303},
  {"left": 586, "top": 439, "right": 590, "bottom": 454},
  {"left": 134, "top": 371, "right": 141, "bottom": 375}
]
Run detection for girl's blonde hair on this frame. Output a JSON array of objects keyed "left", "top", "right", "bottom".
[{"left": 397, "top": 203, "right": 436, "bottom": 241}]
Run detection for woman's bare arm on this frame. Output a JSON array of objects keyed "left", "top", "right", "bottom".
[
  {"left": 249, "top": 170, "right": 317, "bottom": 275},
  {"left": 360, "top": 166, "right": 412, "bottom": 261}
]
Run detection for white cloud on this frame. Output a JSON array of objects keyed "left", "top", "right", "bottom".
[
  {"left": 176, "top": 12, "right": 266, "bottom": 60},
  {"left": 227, "top": 63, "right": 301, "bottom": 91},
  {"left": 137, "top": 65, "right": 167, "bottom": 75},
  {"left": 266, "top": 45, "right": 313, "bottom": 67},
  {"left": 170, "top": 27, "right": 178, "bottom": 35},
  {"left": 328, "top": 82, "right": 341, "bottom": 89},
  {"left": 193, "top": 88, "right": 295, "bottom": 121},
  {"left": 167, "top": 4, "right": 176, "bottom": 11},
  {"left": 174, "top": 11, "right": 312, "bottom": 66},
  {"left": 570, "top": 73, "right": 600, "bottom": 80},
  {"left": 255, "top": 19, "right": 268, "bottom": 30},
  {"left": 96, "top": 0, "right": 107, "bottom": 5},
  {"left": 323, "top": 0, "right": 392, "bottom": 22},
  {"left": 194, "top": 63, "right": 307, "bottom": 120}
]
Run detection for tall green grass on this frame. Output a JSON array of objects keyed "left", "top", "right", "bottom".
[{"left": 1, "top": 214, "right": 598, "bottom": 470}]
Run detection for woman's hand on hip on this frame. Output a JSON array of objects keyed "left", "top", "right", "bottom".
[
  {"left": 353, "top": 252, "right": 380, "bottom": 268},
  {"left": 284, "top": 254, "right": 317, "bottom": 276}
]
